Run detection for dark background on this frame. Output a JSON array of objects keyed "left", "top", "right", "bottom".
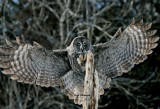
[{"left": 0, "top": 0, "right": 160, "bottom": 109}]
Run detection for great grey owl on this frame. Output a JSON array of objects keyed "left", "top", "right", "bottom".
[{"left": 0, "top": 19, "right": 159, "bottom": 105}]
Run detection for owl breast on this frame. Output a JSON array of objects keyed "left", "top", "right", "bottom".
[{"left": 77, "top": 54, "right": 87, "bottom": 72}]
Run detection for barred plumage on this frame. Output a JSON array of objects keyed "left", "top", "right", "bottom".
[
  {"left": 0, "top": 38, "right": 70, "bottom": 87},
  {"left": 94, "top": 18, "right": 159, "bottom": 78},
  {"left": 0, "top": 19, "right": 159, "bottom": 105}
]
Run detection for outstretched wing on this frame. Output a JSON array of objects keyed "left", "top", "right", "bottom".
[
  {"left": 94, "top": 19, "right": 159, "bottom": 80},
  {"left": 0, "top": 37, "right": 71, "bottom": 87}
]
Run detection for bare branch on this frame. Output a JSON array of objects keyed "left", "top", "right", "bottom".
[{"left": 83, "top": 51, "right": 99, "bottom": 109}]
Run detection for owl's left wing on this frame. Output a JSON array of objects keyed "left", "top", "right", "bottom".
[{"left": 94, "top": 19, "right": 159, "bottom": 79}]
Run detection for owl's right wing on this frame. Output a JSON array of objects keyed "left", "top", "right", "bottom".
[{"left": 0, "top": 37, "right": 71, "bottom": 87}]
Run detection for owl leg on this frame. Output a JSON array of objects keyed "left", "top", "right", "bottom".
[
  {"left": 58, "top": 70, "right": 85, "bottom": 104},
  {"left": 58, "top": 70, "right": 111, "bottom": 105},
  {"left": 58, "top": 70, "right": 75, "bottom": 99},
  {"left": 98, "top": 72, "right": 111, "bottom": 90}
]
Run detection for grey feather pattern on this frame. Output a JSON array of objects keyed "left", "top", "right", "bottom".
[
  {"left": 0, "top": 37, "right": 71, "bottom": 87},
  {"left": 0, "top": 19, "right": 159, "bottom": 105},
  {"left": 58, "top": 70, "right": 105, "bottom": 104},
  {"left": 94, "top": 19, "right": 159, "bottom": 78}
]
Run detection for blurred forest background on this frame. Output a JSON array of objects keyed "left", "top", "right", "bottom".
[{"left": 0, "top": 0, "right": 160, "bottom": 109}]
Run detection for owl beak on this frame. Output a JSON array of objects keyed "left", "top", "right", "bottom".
[{"left": 80, "top": 45, "right": 84, "bottom": 52}]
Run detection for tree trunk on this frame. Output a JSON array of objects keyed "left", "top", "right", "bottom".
[{"left": 83, "top": 51, "right": 99, "bottom": 109}]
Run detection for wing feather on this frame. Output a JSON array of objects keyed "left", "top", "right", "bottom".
[
  {"left": 0, "top": 38, "right": 71, "bottom": 87},
  {"left": 58, "top": 70, "right": 105, "bottom": 105},
  {"left": 94, "top": 19, "right": 159, "bottom": 78}
]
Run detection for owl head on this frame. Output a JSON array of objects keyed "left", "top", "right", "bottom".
[{"left": 67, "top": 36, "right": 92, "bottom": 55}]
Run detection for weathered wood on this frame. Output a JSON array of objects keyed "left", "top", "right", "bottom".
[{"left": 83, "top": 51, "right": 99, "bottom": 109}]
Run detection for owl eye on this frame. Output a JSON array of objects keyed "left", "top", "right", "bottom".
[
  {"left": 77, "top": 43, "right": 81, "bottom": 46},
  {"left": 83, "top": 42, "right": 86, "bottom": 46}
]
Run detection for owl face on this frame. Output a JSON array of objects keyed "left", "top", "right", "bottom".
[{"left": 73, "top": 36, "right": 91, "bottom": 54}]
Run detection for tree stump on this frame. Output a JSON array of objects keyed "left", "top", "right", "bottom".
[{"left": 83, "top": 51, "right": 99, "bottom": 109}]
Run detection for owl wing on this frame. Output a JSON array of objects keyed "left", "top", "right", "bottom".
[
  {"left": 0, "top": 37, "right": 71, "bottom": 87},
  {"left": 94, "top": 19, "right": 159, "bottom": 81},
  {"left": 58, "top": 71, "right": 105, "bottom": 105}
]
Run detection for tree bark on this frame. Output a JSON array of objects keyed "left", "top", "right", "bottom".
[{"left": 83, "top": 51, "right": 99, "bottom": 109}]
